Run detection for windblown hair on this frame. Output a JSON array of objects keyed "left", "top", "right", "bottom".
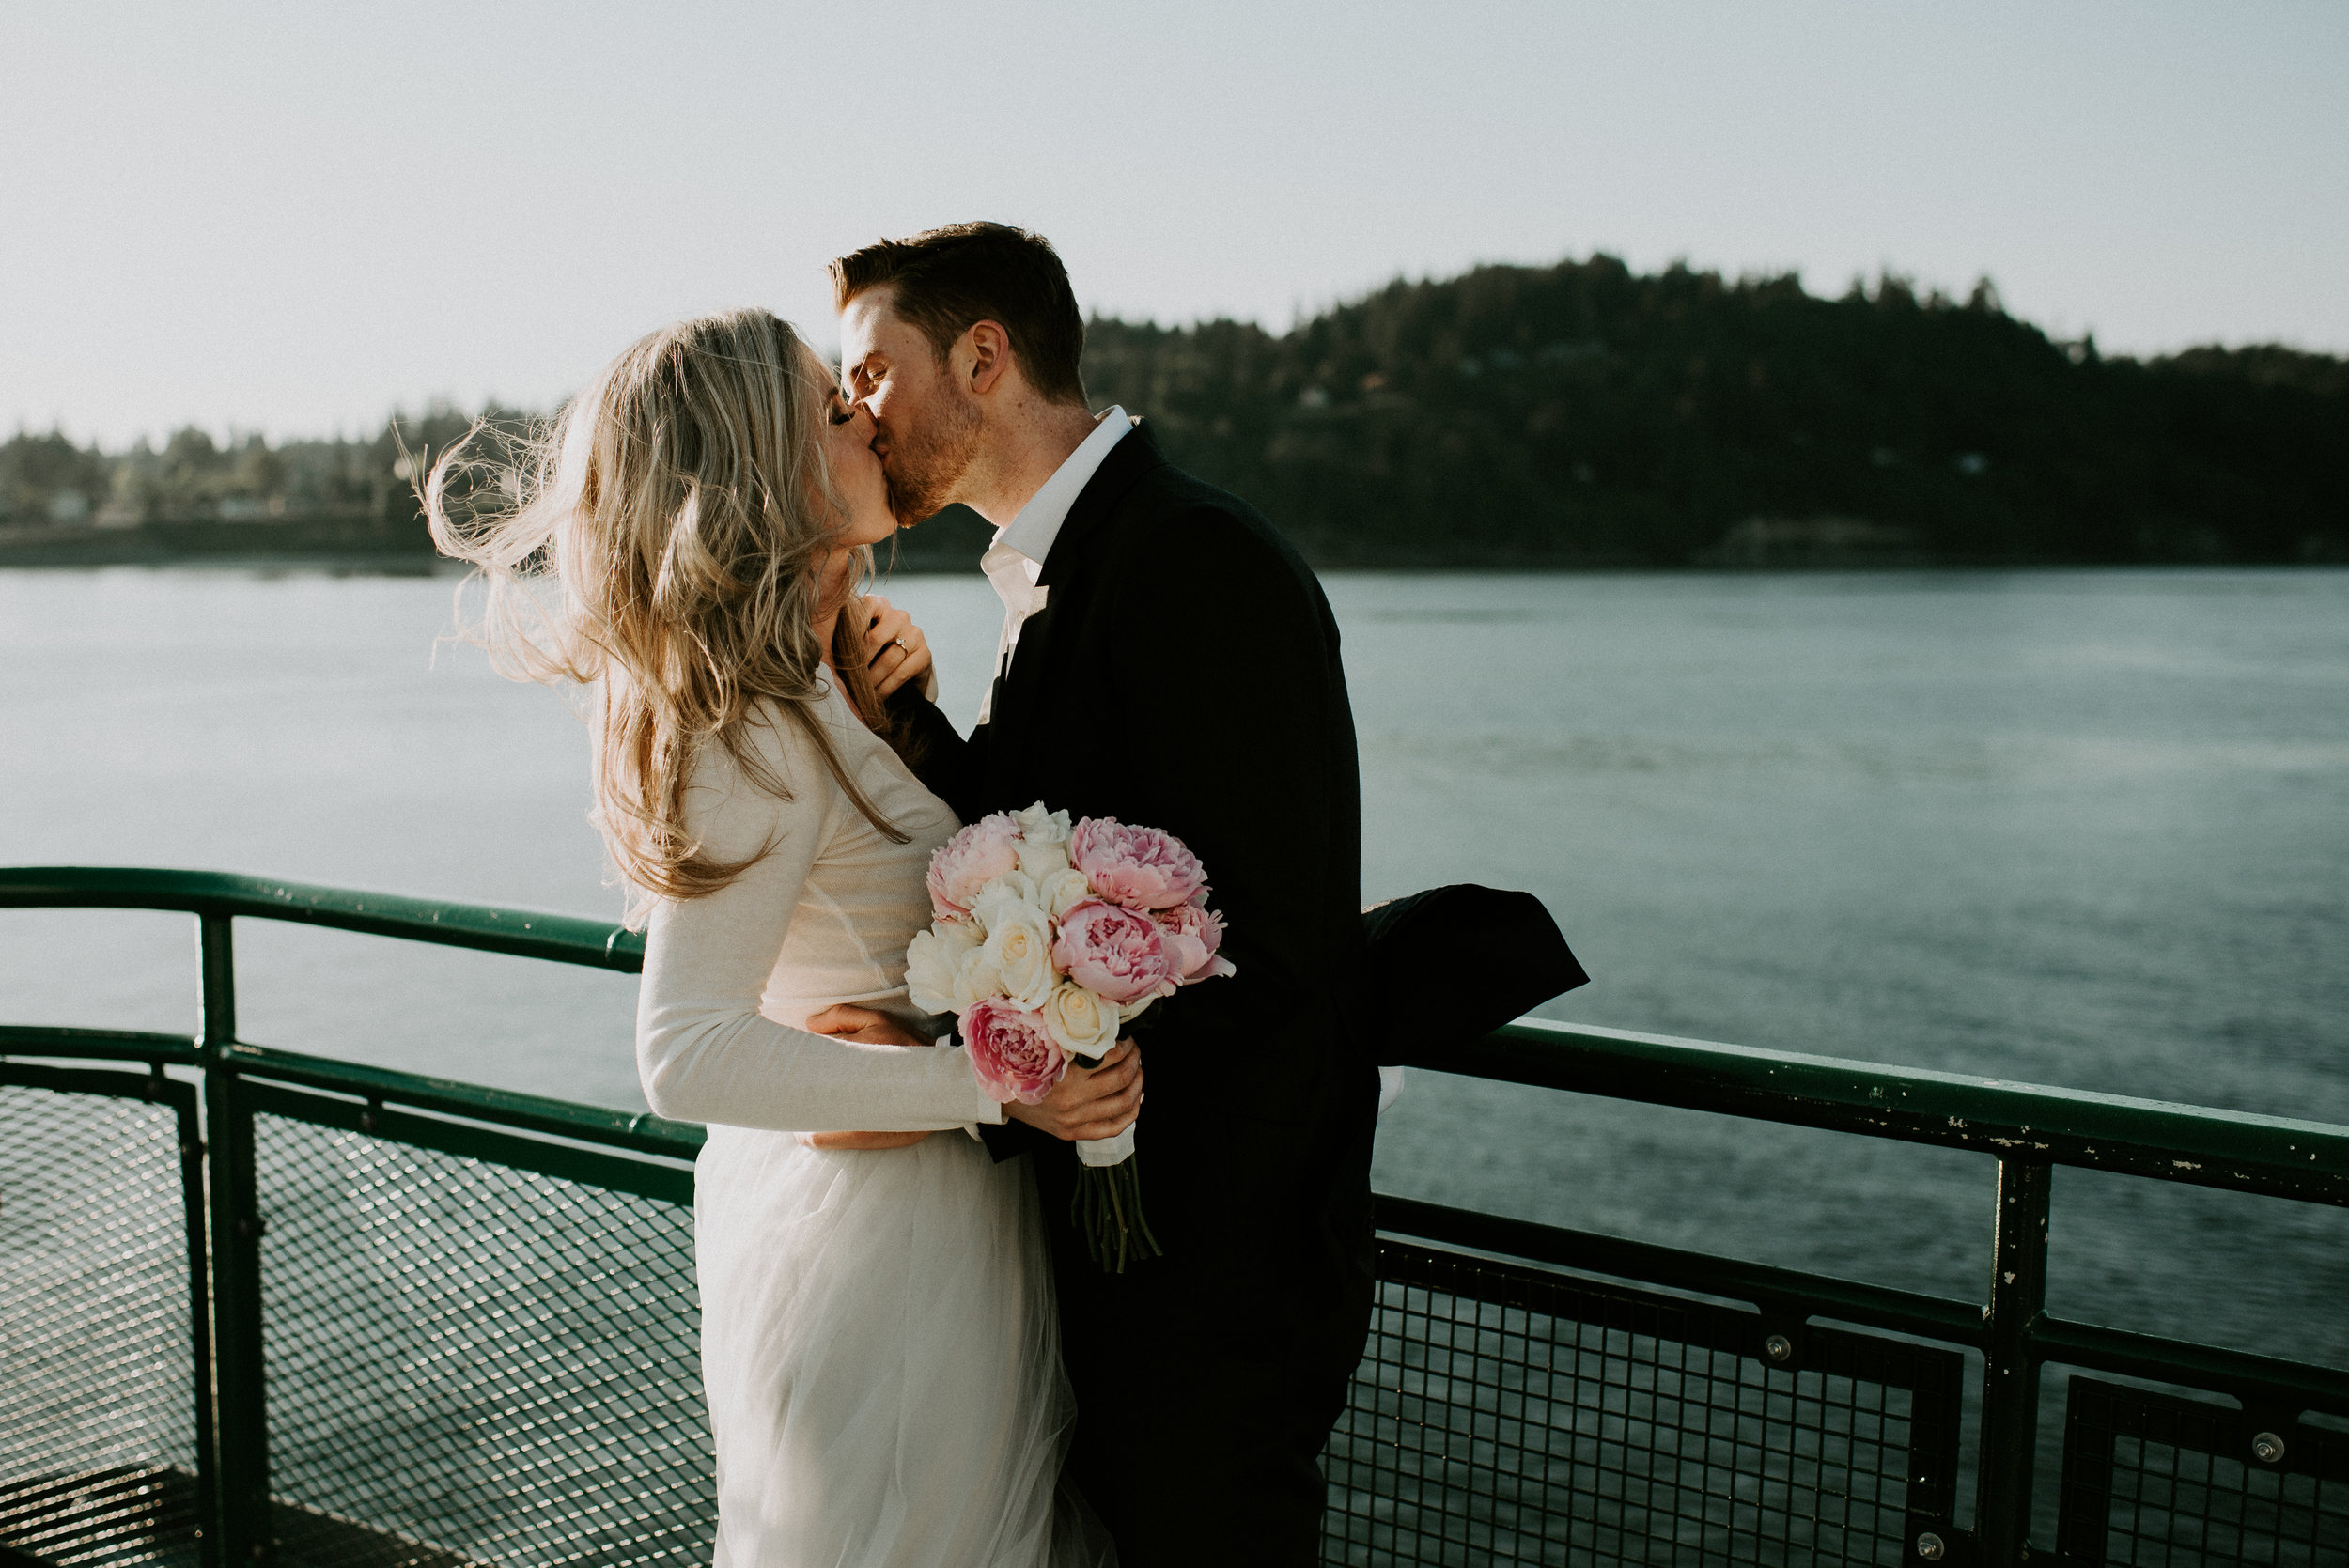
[
  {"left": 423, "top": 307, "right": 908, "bottom": 921},
  {"left": 830, "top": 221, "right": 1089, "bottom": 406}
]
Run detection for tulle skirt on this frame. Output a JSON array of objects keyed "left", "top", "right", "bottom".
[{"left": 694, "top": 1123, "right": 1110, "bottom": 1568}]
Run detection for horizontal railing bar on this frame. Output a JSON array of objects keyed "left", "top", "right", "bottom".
[
  {"left": 8, "top": 868, "right": 2347, "bottom": 1203},
  {"left": 1374, "top": 1193, "right": 1987, "bottom": 1347},
  {"left": 237, "top": 1079, "right": 694, "bottom": 1207},
  {"left": 1416, "top": 1019, "right": 2349, "bottom": 1207},
  {"left": 0, "top": 1057, "right": 202, "bottom": 1114},
  {"left": 0, "top": 866, "right": 643, "bottom": 971},
  {"left": 221, "top": 1042, "right": 704, "bottom": 1159},
  {"left": 0, "top": 1024, "right": 203, "bottom": 1064},
  {"left": 2030, "top": 1314, "right": 2349, "bottom": 1417}
]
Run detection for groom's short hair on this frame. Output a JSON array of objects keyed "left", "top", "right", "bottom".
[{"left": 830, "top": 223, "right": 1089, "bottom": 407}]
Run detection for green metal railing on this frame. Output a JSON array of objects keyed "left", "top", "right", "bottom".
[{"left": 3, "top": 866, "right": 2344, "bottom": 1567}]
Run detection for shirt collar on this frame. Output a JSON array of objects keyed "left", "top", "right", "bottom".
[{"left": 993, "top": 406, "right": 1132, "bottom": 572}]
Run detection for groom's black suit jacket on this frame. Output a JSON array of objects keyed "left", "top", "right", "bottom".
[{"left": 898, "top": 423, "right": 1377, "bottom": 1567}]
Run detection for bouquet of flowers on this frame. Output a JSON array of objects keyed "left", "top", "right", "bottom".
[{"left": 906, "top": 801, "right": 1235, "bottom": 1271}]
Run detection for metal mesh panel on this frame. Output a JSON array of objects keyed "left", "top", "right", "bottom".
[
  {"left": 0, "top": 1080, "right": 204, "bottom": 1567},
  {"left": 1321, "top": 1240, "right": 1961, "bottom": 1568},
  {"left": 2059, "top": 1378, "right": 2349, "bottom": 1567},
  {"left": 251, "top": 1113, "right": 711, "bottom": 1568}
]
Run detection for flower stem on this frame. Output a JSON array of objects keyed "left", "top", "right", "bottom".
[{"left": 1072, "top": 1156, "right": 1163, "bottom": 1273}]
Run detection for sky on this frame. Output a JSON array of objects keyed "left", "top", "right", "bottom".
[{"left": 5, "top": 0, "right": 2345, "bottom": 447}]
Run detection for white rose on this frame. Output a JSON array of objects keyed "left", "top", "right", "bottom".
[
  {"left": 1116, "top": 994, "right": 1158, "bottom": 1024},
  {"left": 1040, "top": 980, "right": 1121, "bottom": 1061},
  {"left": 1016, "top": 834, "right": 1073, "bottom": 879},
  {"left": 970, "top": 868, "right": 1040, "bottom": 924},
  {"left": 979, "top": 900, "right": 1058, "bottom": 1010},
  {"left": 905, "top": 922, "right": 980, "bottom": 1015},
  {"left": 1013, "top": 801, "right": 1074, "bottom": 846},
  {"left": 952, "top": 948, "right": 1007, "bottom": 1013},
  {"left": 1034, "top": 867, "right": 1094, "bottom": 919}
]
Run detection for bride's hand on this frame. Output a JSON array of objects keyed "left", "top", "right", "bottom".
[
  {"left": 857, "top": 595, "right": 934, "bottom": 701},
  {"left": 800, "top": 1003, "right": 935, "bottom": 1150}
]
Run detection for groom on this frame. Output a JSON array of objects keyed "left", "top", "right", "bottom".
[{"left": 833, "top": 222, "right": 1377, "bottom": 1566}]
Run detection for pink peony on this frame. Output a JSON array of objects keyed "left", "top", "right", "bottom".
[
  {"left": 1154, "top": 900, "right": 1236, "bottom": 984},
  {"left": 926, "top": 813, "right": 1023, "bottom": 922},
  {"left": 960, "top": 999, "right": 1067, "bottom": 1105},
  {"left": 1070, "top": 817, "right": 1207, "bottom": 912},
  {"left": 1050, "top": 898, "right": 1178, "bottom": 1005}
]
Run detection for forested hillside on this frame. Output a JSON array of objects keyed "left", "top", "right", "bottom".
[
  {"left": 1080, "top": 256, "right": 2349, "bottom": 567},
  {"left": 5, "top": 255, "right": 2343, "bottom": 568}
]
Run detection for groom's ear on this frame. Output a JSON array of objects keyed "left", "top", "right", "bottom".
[{"left": 957, "top": 320, "right": 1015, "bottom": 399}]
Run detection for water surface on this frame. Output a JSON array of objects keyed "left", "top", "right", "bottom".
[{"left": 2, "top": 565, "right": 2343, "bottom": 1371}]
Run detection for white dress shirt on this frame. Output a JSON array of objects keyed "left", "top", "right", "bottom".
[{"left": 973, "top": 407, "right": 1132, "bottom": 725}]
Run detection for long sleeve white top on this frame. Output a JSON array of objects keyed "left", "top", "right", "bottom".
[{"left": 634, "top": 687, "right": 1003, "bottom": 1135}]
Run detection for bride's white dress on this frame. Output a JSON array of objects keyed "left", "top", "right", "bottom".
[{"left": 635, "top": 685, "right": 1102, "bottom": 1567}]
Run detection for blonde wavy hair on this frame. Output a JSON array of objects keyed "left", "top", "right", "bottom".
[{"left": 424, "top": 307, "right": 909, "bottom": 920}]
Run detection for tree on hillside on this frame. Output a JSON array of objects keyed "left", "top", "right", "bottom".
[{"left": 0, "top": 430, "right": 107, "bottom": 525}]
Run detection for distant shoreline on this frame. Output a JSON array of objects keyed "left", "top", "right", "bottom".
[
  {"left": 10, "top": 497, "right": 2342, "bottom": 575},
  {"left": 13, "top": 256, "right": 2344, "bottom": 574},
  {"left": 6, "top": 496, "right": 2342, "bottom": 578},
  {"left": 6, "top": 548, "right": 2342, "bottom": 581}
]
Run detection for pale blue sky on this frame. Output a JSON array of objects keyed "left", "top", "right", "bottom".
[{"left": 6, "top": 0, "right": 2344, "bottom": 445}]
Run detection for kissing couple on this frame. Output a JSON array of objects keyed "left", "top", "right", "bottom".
[{"left": 430, "top": 222, "right": 1380, "bottom": 1566}]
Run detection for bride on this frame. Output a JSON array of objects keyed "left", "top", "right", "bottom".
[{"left": 425, "top": 308, "right": 1135, "bottom": 1566}]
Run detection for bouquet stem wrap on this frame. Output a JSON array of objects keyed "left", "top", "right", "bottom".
[
  {"left": 1075, "top": 1125, "right": 1135, "bottom": 1168},
  {"left": 1072, "top": 1127, "right": 1159, "bottom": 1272}
]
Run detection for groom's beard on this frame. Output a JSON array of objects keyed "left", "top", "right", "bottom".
[{"left": 881, "top": 396, "right": 984, "bottom": 527}]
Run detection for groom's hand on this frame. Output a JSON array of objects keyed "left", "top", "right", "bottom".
[
  {"left": 801, "top": 1004, "right": 935, "bottom": 1150},
  {"left": 1007, "top": 1040, "right": 1143, "bottom": 1142},
  {"left": 805, "top": 1002, "right": 928, "bottom": 1050}
]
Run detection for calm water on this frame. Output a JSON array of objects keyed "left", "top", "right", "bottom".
[{"left": 3, "top": 566, "right": 2344, "bottom": 1372}]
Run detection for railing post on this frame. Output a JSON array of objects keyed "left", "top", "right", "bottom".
[
  {"left": 1977, "top": 1157, "right": 2051, "bottom": 1563},
  {"left": 198, "top": 913, "right": 272, "bottom": 1563},
  {"left": 175, "top": 1088, "right": 225, "bottom": 1568}
]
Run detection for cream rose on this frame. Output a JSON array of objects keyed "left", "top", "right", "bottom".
[
  {"left": 1039, "top": 980, "right": 1122, "bottom": 1061},
  {"left": 905, "top": 921, "right": 980, "bottom": 1015},
  {"left": 951, "top": 948, "right": 1007, "bottom": 1013},
  {"left": 1014, "top": 800, "right": 1074, "bottom": 846},
  {"left": 1035, "top": 867, "right": 1094, "bottom": 919},
  {"left": 978, "top": 899, "right": 1058, "bottom": 1010},
  {"left": 969, "top": 869, "right": 1040, "bottom": 929},
  {"left": 1016, "top": 833, "right": 1074, "bottom": 879}
]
